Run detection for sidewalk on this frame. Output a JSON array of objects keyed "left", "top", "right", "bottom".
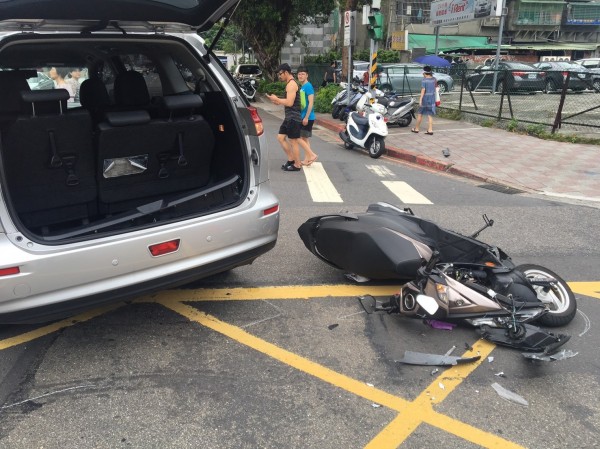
[{"left": 255, "top": 98, "right": 600, "bottom": 204}]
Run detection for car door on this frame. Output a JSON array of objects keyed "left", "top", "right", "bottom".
[{"left": 407, "top": 66, "right": 424, "bottom": 93}]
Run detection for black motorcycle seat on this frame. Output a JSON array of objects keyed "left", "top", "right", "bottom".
[{"left": 352, "top": 112, "right": 369, "bottom": 126}]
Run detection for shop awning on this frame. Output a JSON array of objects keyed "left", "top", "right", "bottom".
[
  {"left": 408, "top": 34, "right": 496, "bottom": 53},
  {"left": 505, "top": 42, "right": 600, "bottom": 50}
]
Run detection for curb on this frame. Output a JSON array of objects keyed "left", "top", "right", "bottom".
[{"left": 315, "top": 117, "right": 517, "bottom": 189}]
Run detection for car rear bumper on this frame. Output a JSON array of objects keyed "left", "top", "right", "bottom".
[{"left": 0, "top": 184, "right": 279, "bottom": 321}]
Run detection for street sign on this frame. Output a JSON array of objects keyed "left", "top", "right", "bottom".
[
  {"left": 430, "top": 0, "right": 503, "bottom": 26},
  {"left": 343, "top": 10, "right": 356, "bottom": 46},
  {"left": 391, "top": 30, "right": 408, "bottom": 50}
]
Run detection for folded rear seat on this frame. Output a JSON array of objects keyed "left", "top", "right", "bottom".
[
  {"left": 96, "top": 94, "right": 215, "bottom": 213},
  {"left": 1, "top": 88, "right": 96, "bottom": 229}
]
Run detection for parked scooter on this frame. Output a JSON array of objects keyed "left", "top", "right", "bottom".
[
  {"left": 339, "top": 84, "right": 367, "bottom": 122},
  {"left": 378, "top": 95, "right": 415, "bottom": 127},
  {"left": 330, "top": 82, "right": 349, "bottom": 119},
  {"left": 236, "top": 77, "right": 257, "bottom": 101},
  {"left": 298, "top": 202, "right": 576, "bottom": 353},
  {"left": 338, "top": 91, "right": 388, "bottom": 159}
]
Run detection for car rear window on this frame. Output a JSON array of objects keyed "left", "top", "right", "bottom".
[{"left": 506, "top": 63, "right": 535, "bottom": 70}]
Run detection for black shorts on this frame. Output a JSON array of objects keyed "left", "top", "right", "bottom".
[
  {"left": 300, "top": 120, "right": 314, "bottom": 138},
  {"left": 278, "top": 119, "right": 302, "bottom": 139}
]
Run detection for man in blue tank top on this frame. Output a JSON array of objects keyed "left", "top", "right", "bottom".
[{"left": 266, "top": 63, "right": 303, "bottom": 172}]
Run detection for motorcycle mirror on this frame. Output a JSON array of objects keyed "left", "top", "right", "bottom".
[{"left": 416, "top": 294, "right": 440, "bottom": 315}]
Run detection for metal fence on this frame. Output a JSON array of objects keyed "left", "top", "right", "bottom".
[{"left": 440, "top": 68, "right": 600, "bottom": 133}]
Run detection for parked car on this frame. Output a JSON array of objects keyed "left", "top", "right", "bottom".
[
  {"left": 573, "top": 58, "right": 600, "bottom": 91},
  {"left": 26, "top": 71, "right": 55, "bottom": 90},
  {"left": 335, "top": 60, "right": 370, "bottom": 82},
  {"left": 233, "top": 63, "right": 263, "bottom": 80},
  {"left": 377, "top": 63, "right": 454, "bottom": 94},
  {"left": 0, "top": 0, "right": 279, "bottom": 322},
  {"left": 532, "top": 61, "right": 593, "bottom": 93},
  {"left": 465, "top": 61, "right": 545, "bottom": 93}
]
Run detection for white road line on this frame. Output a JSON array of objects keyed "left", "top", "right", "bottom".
[
  {"left": 303, "top": 162, "right": 343, "bottom": 203},
  {"left": 382, "top": 181, "right": 433, "bottom": 204},
  {"left": 366, "top": 165, "right": 395, "bottom": 178}
]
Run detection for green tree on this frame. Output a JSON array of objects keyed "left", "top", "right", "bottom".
[{"left": 231, "top": 0, "right": 336, "bottom": 81}]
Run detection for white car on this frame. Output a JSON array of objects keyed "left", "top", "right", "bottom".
[{"left": 0, "top": 0, "right": 279, "bottom": 322}]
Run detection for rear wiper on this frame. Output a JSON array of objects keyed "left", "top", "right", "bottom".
[{"left": 43, "top": 175, "right": 240, "bottom": 241}]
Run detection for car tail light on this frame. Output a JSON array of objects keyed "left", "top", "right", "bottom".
[
  {"left": 148, "top": 239, "right": 180, "bottom": 257},
  {"left": 0, "top": 266, "right": 20, "bottom": 276},
  {"left": 263, "top": 205, "right": 279, "bottom": 216},
  {"left": 513, "top": 71, "right": 526, "bottom": 77},
  {"left": 562, "top": 71, "right": 569, "bottom": 78},
  {"left": 538, "top": 72, "right": 546, "bottom": 77},
  {"left": 247, "top": 106, "right": 264, "bottom": 136}
]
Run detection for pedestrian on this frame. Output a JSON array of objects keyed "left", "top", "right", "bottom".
[
  {"left": 296, "top": 66, "right": 318, "bottom": 166},
  {"left": 266, "top": 63, "right": 303, "bottom": 172},
  {"left": 48, "top": 67, "right": 75, "bottom": 102},
  {"left": 411, "top": 65, "right": 436, "bottom": 135},
  {"left": 323, "top": 61, "right": 337, "bottom": 86}
]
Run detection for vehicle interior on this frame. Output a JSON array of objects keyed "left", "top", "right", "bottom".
[{"left": 0, "top": 34, "right": 249, "bottom": 243}]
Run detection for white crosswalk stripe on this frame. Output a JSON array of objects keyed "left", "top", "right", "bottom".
[
  {"left": 303, "top": 162, "right": 343, "bottom": 203},
  {"left": 366, "top": 165, "right": 395, "bottom": 178},
  {"left": 382, "top": 181, "right": 433, "bottom": 204}
]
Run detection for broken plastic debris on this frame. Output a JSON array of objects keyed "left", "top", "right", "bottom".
[
  {"left": 488, "top": 356, "right": 494, "bottom": 363},
  {"left": 464, "top": 342, "right": 473, "bottom": 351},
  {"left": 397, "top": 350, "right": 481, "bottom": 366},
  {"left": 522, "top": 349, "right": 579, "bottom": 362},
  {"left": 430, "top": 368, "right": 439, "bottom": 376},
  {"left": 425, "top": 319, "right": 456, "bottom": 330},
  {"left": 345, "top": 273, "right": 370, "bottom": 283},
  {"left": 366, "top": 383, "right": 374, "bottom": 387},
  {"left": 371, "top": 403, "right": 381, "bottom": 408},
  {"left": 438, "top": 382, "right": 445, "bottom": 390},
  {"left": 442, "top": 148, "right": 450, "bottom": 157},
  {"left": 491, "top": 382, "right": 528, "bottom": 407},
  {"left": 495, "top": 372, "right": 506, "bottom": 378},
  {"left": 328, "top": 323, "right": 339, "bottom": 330}
]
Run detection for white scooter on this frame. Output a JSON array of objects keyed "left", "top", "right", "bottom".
[
  {"left": 378, "top": 95, "right": 415, "bottom": 127},
  {"left": 338, "top": 90, "right": 388, "bottom": 159}
]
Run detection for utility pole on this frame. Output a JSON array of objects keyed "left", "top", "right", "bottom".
[{"left": 367, "top": 0, "right": 384, "bottom": 91}]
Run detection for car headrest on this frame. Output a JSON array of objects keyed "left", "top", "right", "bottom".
[
  {"left": 79, "top": 78, "right": 110, "bottom": 110},
  {"left": 0, "top": 71, "right": 32, "bottom": 116},
  {"left": 105, "top": 110, "right": 151, "bottom": 127},
  {"left": 161, "top": 94, "right": 203, "bottom": 111},
  {"left": 114, "top": 70, "right": 150, "bottom": 107},
  {"left": 21, "top": 89, "right": 70, "bottom": 103}
]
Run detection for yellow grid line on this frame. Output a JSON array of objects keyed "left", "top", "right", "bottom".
[{"left": 3, "top": 281, "right": 597, "bottom": 447}]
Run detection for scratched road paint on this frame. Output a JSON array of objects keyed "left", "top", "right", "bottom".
[{"left": 2, "top": 282, "right": 594, "bottom": 448}]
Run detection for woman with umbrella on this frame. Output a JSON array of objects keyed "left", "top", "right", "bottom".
[{"left": 411, "top": 65, "right": 436, "bottom": 135}]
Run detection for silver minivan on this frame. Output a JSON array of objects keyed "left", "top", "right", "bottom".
[{"left": 0, "top": 0, "right": 279, "bottom": 322}]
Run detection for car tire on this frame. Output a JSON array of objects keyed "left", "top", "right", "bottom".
[
  {"left": 437, "top": 81, "right": 448, "bottom": 94},
  {"left": 592, "top": 79, "right": 600, "bottom": 92},
  {"left": 544, "top": 79, "right": 557, "bottom": 94}
]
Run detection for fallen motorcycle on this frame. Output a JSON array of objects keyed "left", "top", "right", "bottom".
[{"left": 297, "top": 202, "right": 577, "bottom": 353}]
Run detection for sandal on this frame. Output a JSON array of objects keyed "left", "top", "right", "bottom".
[
  {"left": 425, "top": 131, "right": 434, "bottom": 135},
  {"left": 411, "top": 128, "right": 419, "bottom": 133}
]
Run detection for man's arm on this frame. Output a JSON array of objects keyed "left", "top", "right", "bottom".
[
  {"left": 266, "top": 81, "right": 297, "bottom": 107},
  {"left": 303, "top": 93, "right": 314, "bottom": 124}
]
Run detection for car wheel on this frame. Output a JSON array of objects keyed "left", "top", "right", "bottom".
[
  {"left": 544, "top": 79, "right": 557, "bottom": 93},
  {"left": 380, "top": 84, "right": 393, "bottom": 93},
  {"left": 592, "top": 79, "right": 600, "bottom": 92},
  {"left": 437, "top": 81, "right": 448, "bottom": 94}
]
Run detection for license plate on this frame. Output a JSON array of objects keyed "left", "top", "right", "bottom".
[
  {"left": 528, "top": 73, "right": 536, "bottom": 79},
  {"left": 577, "top": 73, "right": 586, "bottom": 79}
]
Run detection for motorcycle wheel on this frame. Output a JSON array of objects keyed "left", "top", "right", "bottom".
[
  {"left": 367, "top": 136, "right": 385, "bottom": 159},
  {"left": 399, "top": 114, "right": 412, "bottom": 127},
  {"left": 516, "top": 264, "right": 577, "bottom": 327},
  {"left": 332, "top": 105, "right": 342, "bottom": 119}
]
